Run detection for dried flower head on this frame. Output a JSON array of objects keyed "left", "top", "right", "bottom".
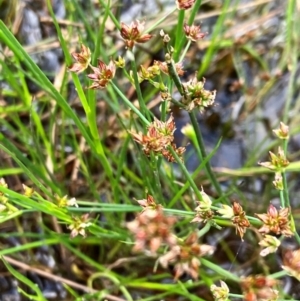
[
  {"left": 231, "top": 202, "right": 250, "bottom": 240},
  {"left": 176, "top": 0, "right": 196, "bottom": 10},
  {"left": 68, "top": 214, "right": 91, "bottom": 238},
  {"left": 211, "top": 281, "right": 230, "bottom": 301},
  {"left": 241, "top": 275, "right": 279, "bottom": 301},
  {"left": 255, "top": 204, "right": 293, "bottom": 237},
  {"left": 183, "top": 23, "right": 206, "bottom": 42},
  {"left": 282, "top": 249, "right": 300, "bottom": 281},
  {"left": 273, "top": 122, "right": 289, "bottom": 140},
  {"left": 130, "top": 115, "right": 186, "bottom": 162},
  {"left": 259, "top": 235, "right": 281, "bottom": 257},
  {"left": 127, "top": 208, "right": 177, "bottom": 254},
  {"left": 258, "top": 147, "right": 289, "bottom": 172},
  {"left": 120, "top": 20, "right": 152, "bottom": 49},
  {"left": 87, "top": 60, "right": 116, "bottom": 89},
  {"left": 68, "top": 44, "right": 91, "bottom": 73},
  {"left": 182, "top": 77, "right": 216, "bottom": 112},
  {"left": 159, "top": 232, "right": 214, "bottom": 280}
]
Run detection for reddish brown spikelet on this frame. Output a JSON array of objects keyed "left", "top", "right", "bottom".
[
  {"left": 68, "top": 44, "right": 91, "bottom": 73},
  {"left": 255, "top": 204, "right": 293, "bottom": 237},
  {"left": 127, "top": 207, "right": 177, "bottom": 254},
  {"left": 159, "top": 232, "right": 214, "bottom": 280},
  {"left": 231, "top": 202, "right": 250, "bottom": 240},
  {"left": 130, "top": 115, "right": 186, "bottom": 162},
  {"left": 120, "top": 20, "right": 152, "bottom": 49},
  {"left": 241, "top": 275, "right": 279, "bottom": 301},
  {"left": 183, "top": 23, "right": 206, "bottom": 42},
  {"left": 176, "top": 0, "right": 196, "bottom": 10},
  {"left": 87, "top": 60, "right": 116, "bottom": 89},
  {"left": 282, "top": 249, "right": 300, "bottom": 280}
]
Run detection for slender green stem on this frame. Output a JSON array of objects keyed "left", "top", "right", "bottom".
[
  {"left": 175, "top": 0, "right": 203, "bottom": 62},
  {"left": 201, "top": 258, "right": 240, "bottom": 282},
  {"left": 111, "top": 82, "right": 149, "bottom": 126},
  {"left": 179, "top": 40, "right": 191, "bottom": 63},
  {"left": 197, "top": 221, "right": 211, "bottom": 237},
  {"left": 165, "top": 49, "right": 185, "bottom": 97},
  {"left": 98, "top": 0, "right": 120, "bottom": 30},
  {"left": 168, "top": 147, "right": 204, "bottom": 202},
  {"left": 173, "top": 10, "right": 185, "bottom": 61},
  {"left": 130, "top": 52, "right": 150, "bottom": 121},
  {"left": 146, "top": 7, "right": 177, "bottom": 33},
  {"left": 189, "top": 111, "right": 224, "bottom": 199}
]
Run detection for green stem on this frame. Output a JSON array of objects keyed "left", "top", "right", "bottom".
[
  {"left": 165, "top": 50, "right": 185, "bottom": 97},
  {"left": 189, "top": 111, "right": 224, "bottom": 199},
  {"left": 175, "top": 0, "right": 203, "bottom": 62},
  {"left": 179, "top": 40, "right": 191, "bottom": 63},
  {"left": 173, "top": 9, "right": 185, "bottom": 61},
  {"left": 168, "top": 147, "right": 203, "bottom": 202},
  {"left": 197, "top": 221, "right": 211, "bottom": 238},
  {"left": 130, "top": 52, "right": 150, "bottom": 121},
  {"left": 111, "top": 82, "right": 149, "bottom": 126},
  {"left": 98, "top": 0, "right": 120, "bottom": 30}
]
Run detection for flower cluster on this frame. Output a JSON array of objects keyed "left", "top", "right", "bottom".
[
  {"left": 241, "top": 275, "right": 278, "bottom": 301},
  {"left": 191, "top": 188, "right": 214, "bottom": 224},
  {"left": 183, "top": 23, "right": 206, "bottom": 42},
  {"left": 120, "top": 20, "right": 152, "bottom": 49},
  {"left": 138, "top": 64, "right": 161, "bottom": 82},
  {"left": 87, "top": 60, "right": 116, "bottom": 89},
  {"left": 159, "top": 232, "right": 215, "bottom": 280},
  {"left": 216, "top": 202, "right": 250, "bottom": 240},
  {"left": 127, "top": 197, "right": 177, "bottom": 254},
  {"left": 176, "top": 0, "right": 196, "bottom": 10},
  {"left": 231, "top": 202, "right": 251, "bottom": 240},
  {"left": 54, "top": 194, "right": 78, "bottom": 208},
  {"left": 182, "top": 77, "right": 216, "bottom": 112},
  {"left": 259, "top": 123, "right": 290, "bottom": 190},
  {"left": 68, "top": 214, "right": 91, "bottom": 238},
  {"left": 273, "top": 122, "right": 289, "bottom": 140},
  {"left": 211, "top": 281, "right": 229, "bottom": 301},
  {"left": 69, "top": 45, "right": 116, "bottom": 89},
  {"left": 258, "top": 234, "right": 281, "bottom": 257},
  {"left": 130, "top": 115, "right": 186, "bottom": 162},
  {"left": 255, "top": 204, "right": 293, "bottom": 237},
  {"left": 282, "top": 249, "right": 300, "bottom": 281},
  {"left": 259, "top": 147, "right": 289, "bottom": 172},
  {"left": 68, "top": 44, "right": 91, "bottom": 73}
]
